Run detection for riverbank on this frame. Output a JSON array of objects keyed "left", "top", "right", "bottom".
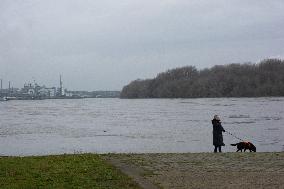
[
  {"left": 104, "top": 152, "right": 284, "bottom": 189},
  {"left": 1, "top": 153, "right": 283, "bottom": 189}
]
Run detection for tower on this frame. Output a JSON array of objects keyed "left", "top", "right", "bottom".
[{"left": 59, "top": 75, "right": 64, "bottom": 96}]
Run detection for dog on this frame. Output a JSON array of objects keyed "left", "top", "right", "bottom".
[{"left": 231, "top": 141, "right": 256, "bottom": 152}]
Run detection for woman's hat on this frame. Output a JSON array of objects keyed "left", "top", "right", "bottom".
[{"left": 214, "top": 115, "right": 220, "bottom": 121}]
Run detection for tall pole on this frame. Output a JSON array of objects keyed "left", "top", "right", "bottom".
[
  {"left": 60, "top": 74, "right": 64, "bottom": 96},
  {"left": 0, "top": 79, "right": 2, "bottom": 97},
  {"left": 8, "top": 81, "right": 11, "bottom": 96},
  {"left": 60, "top": 75, "right": 62, "bottom": 89}
]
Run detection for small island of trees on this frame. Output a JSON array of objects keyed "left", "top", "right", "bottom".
[{"left": 120, "top": 59, "right": 284, "bottom": 98}]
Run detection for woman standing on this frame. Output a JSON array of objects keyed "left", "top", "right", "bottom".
[{"left": 212, "top": 115, "right": 225, "bottom": 152}]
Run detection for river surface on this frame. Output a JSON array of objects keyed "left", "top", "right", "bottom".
[{"left": 0, "top": 98, "right": 283, "bottom": 156}]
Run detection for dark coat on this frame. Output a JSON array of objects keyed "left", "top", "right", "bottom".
[{"left": 212, "top": 119, "right": 225, "bottom": 146}]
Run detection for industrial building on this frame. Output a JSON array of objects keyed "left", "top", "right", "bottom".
[{"left": 0, "top": 76, "right": 120, "bottom": 100}]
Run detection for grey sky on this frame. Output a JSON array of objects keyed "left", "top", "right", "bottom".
[{"left": 1, "top": 0, "right": 284, "bottom": 90}]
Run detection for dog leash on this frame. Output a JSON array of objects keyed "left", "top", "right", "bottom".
[{"left": 225, "top": 131, "right": 244, "bottom": 142}]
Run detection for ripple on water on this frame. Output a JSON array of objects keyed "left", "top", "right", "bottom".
[
  {"left": 226, "top": 121, "right": 255, "bottom": 124},
  {"left": 229, "top": 115, "right": 250, "bottom": 118},
  {"left": 267, "top": 98, "right": 284, "bottom": 102},
  {"left": 259, "top": 141, "right": 280, "bottom": 146},
  {"left": 266, "top": 128, "right": 280, "bottom": 131},
  {"left": 213, "top": 104, "right": 235, "bottom": 107},
  {"left": 261, "top": 116, "right": 282, "bottom": 121}
]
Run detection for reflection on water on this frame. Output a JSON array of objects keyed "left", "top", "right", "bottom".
[{"left": 0, "top": 97, "right": 284, "bottom": 156}]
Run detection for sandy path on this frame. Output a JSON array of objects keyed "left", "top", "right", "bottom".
[
  {"left": 105, "top": 152, "right": 284, "bottom": 189},
  {"left": 107, "top": 157, "right": 159, "bottom": 189}
]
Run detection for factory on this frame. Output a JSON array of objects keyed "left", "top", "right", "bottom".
[
  {"left": 0, "top": 75, "right": 120, "bottom": 100},
  {"left": 0, "top": 75, "right": 66, "bottom": 100}
]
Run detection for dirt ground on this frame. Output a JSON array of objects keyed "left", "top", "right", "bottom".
[{"left": 104, "top": 152, "right": 284, "bottom": 189}]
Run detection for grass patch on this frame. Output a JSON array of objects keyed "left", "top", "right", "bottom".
[{"left": 0, "top": 154, "right": 140, "bottom": 189}]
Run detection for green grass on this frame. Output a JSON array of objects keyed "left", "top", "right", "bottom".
[{"left": 0, "top": 154, "right": 140, "bottom": 189}]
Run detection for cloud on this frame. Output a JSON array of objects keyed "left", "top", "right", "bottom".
[{"left": 1, "top": 0, "right": 284, "bottom": 90}]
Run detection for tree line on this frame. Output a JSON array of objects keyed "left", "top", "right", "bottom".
[{"left": 120, "top": 59, "right": 284, "bottom": 98}]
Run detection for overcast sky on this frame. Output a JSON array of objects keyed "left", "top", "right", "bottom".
[{"left": 1, "top": 0, "right": 284, "bottom": 90}]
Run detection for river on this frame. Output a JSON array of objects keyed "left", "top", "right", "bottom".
[{"left": 0, "top": 97, "right": 283, "bottom": 156}]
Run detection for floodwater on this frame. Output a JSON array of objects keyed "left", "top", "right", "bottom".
[{"left": 0, "top": 97, "right": 283, "bottom": 156}]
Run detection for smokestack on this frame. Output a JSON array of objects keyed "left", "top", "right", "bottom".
[
  {"left": 59, "top": 74, "right": 63, "bottom": 96},
  {"left": 60, "top": 75, "right": 62, "bottom": 89}
]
